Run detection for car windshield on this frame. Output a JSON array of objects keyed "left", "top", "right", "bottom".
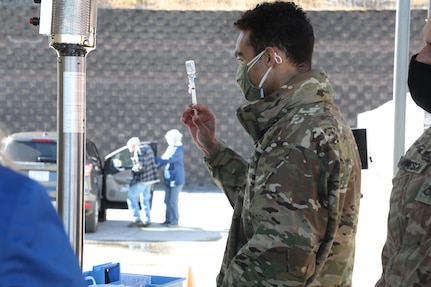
[{"left": 4, "top": 140, "right": 57, "bottom": 163}]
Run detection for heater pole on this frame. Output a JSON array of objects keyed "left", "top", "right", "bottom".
[
  {"left": 50, "top": 0, "right": 97, "bottom": 267},
  {"left": 55, "top": 45, "right": 88, "bottom": 266},
  {"left": 31, "top": 0, "right": 97, "bottom": 268}
]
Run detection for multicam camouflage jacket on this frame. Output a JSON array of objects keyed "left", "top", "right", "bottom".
[
  {"left": 376, "top": 127, "right": 431, "bottom": 287},
  {"left": 204, "top": 69, "right": 362, "bottom": 287}
]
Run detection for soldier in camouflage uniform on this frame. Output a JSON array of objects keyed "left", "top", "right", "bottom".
[
  {"left": 376, "top": 14, "right": 431, "bottom": 287},
  {"left": 182, "top": 2, "right": 362, "bottom": 286}
]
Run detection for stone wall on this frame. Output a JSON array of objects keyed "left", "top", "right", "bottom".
[{"left": 0, "top": 6, "right": 426, "bottom": 188}]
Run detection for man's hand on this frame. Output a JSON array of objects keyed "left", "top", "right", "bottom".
[{"left": 181, "top": 104, "right": 219, "bottom": 155}]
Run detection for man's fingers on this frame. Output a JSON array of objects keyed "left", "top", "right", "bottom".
[{"left": 181, "top": 107, "right": 195, "bottom": 126}]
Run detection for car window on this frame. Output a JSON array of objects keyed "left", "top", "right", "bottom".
[
  {"left": 86, "top": 141, "right": 102, "bottom": 166},
  {"left": 4, "top": 140, "right": 57, "bottom": 163},
  {"left": 111, "top": 148, "right": 133, "bottom": 169}
]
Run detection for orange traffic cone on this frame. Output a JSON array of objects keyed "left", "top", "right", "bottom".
[{"left": 186, "top": 265, "right": 196, "bottom": 287}]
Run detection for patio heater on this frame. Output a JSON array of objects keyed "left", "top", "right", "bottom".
[{"left": 30, "top": 0, "right": 98, "bottom": 267}]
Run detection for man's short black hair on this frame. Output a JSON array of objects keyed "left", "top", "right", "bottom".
[{"left": 234, "top": 1, "right": 314, "bottom": 69}]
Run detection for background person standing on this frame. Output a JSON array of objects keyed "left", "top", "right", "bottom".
[
  {"left": 156, "top": 129, "right": 185, "bottom": 227},
  {"left": 126, "top": 137, "right": 159, "bottom": 228}
]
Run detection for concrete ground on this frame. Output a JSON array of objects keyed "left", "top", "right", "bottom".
[{"left": 83, "top": 190, "right": 232, "bottom": 287}]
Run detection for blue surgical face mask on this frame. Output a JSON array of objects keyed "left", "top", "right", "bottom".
[{"left": 236, "top": 51, "right": 273, "bottom": 102}]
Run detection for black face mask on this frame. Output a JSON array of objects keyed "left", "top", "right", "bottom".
[{"left": 408, "top": 54, "right": 431, "bottom": 113}]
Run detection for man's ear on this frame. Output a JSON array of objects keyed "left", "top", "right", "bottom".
[{"left": 264, "top": 47, "right": 283, "bottom": 66}]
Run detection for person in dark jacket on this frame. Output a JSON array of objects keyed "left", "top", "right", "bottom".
[{"left": 156, "top": 129, "right": 185, "bottom": 227}]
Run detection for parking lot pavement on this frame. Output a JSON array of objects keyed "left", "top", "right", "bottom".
[
  {"left": 85, "top": 188, "right": 231, "bottom": 243},
  {"left": 83, "top": 189, "right": 232, "bottom": 287},
  {"left": 85, "top": 220, "right": 224, "bottom": 242}
]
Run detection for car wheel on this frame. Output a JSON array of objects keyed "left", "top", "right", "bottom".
[
  {"left": 98, "top": 207, "right": 107, "bottom": 222},
  {"left": 85, "top": 200, "right": 98, "bottom": 233}
]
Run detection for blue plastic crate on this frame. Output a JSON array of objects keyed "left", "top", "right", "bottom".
[
  {"left": 86, "top": 262, "right": 121, "bottom": 284},
  {"left": 145, "top": 275, "right": 185, "bottom": 287},
  {"left": 120, "top": 273, "right": 151, "bottom": 286},
  {"left": 84, "top": 262, "right": 185, "bottom": 287}
]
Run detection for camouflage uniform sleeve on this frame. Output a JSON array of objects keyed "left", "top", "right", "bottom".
[{"left": 203, "top": 141, "right": 248, "bottom": 207}]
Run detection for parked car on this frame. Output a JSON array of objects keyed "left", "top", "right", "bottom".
[
  {"left": 2, "top": 132, "right": 104, "bottom": 233},
  {"left": 1, "top": 131, "right": 157, "bottom": 233}
]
